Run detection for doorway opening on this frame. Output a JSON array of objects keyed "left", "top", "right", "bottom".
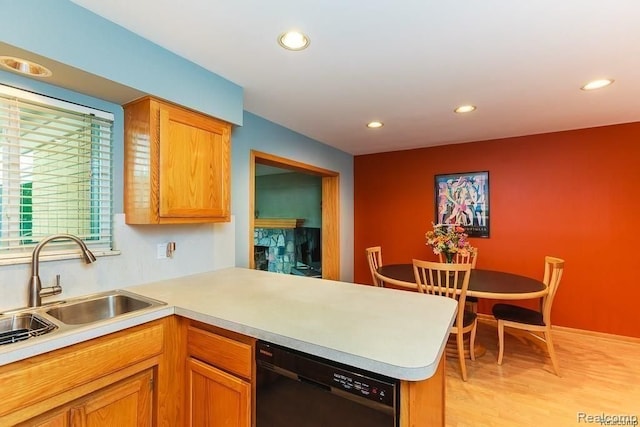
[{"left": 250, "top": 150, "right": 340, "bottom": 280}]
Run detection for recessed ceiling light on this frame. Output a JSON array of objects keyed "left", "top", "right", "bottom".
[
  {"left": 454, "top": 105, "right": 476, "bottom": 114},
  {"left": 366, "top": 121, "right": 384, "bottom": 129},
  {"left": 278, "top": 31, "right": 310, "bottom": 51},
  {"left": 0, "top": 56, "right": 52, "bottom": 77},
  {"left": 580, "top": 79, "right": 614, "bottom": 91}
]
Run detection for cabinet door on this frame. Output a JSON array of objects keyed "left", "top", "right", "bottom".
[
  {"left": 35, "top": 413, "right": 68, "bottom": 427},
  {"left": 70, "top": 369, "right": 153, "bottom": 427},
  {"left": 18, "top": 409, "right": 69, "bottom": 427},
  {"left": 187, "top": 357, "right": 251, "bottom": 427},
  {"left": 158, "top": 102, "right": 230, "bottom": 219}
]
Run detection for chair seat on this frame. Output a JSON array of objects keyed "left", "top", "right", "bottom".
[
  {"left": 492, "top": 303, "right": 545, "bottom": 326},
  {"left": 453, "top": 310, "right": 478, "bottom": 328}
]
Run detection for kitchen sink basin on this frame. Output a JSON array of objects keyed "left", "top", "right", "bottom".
[
  {"left": 0, "top": 313, "right": 57, "bottom": 346},
  {"left": 46, "top": 291, "right": 165, "bottom": 325}
]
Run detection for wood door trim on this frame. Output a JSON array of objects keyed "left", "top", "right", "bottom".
[
  {"left": 250, "top": 150, "right": 340, "bottom": 280},
  {"left": 251, "top": 150, "right": 338, "bottom": 177}
]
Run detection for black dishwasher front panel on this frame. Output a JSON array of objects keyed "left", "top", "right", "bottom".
[{"left": 256, "top": 341, "right": 399, "bottom": 427}]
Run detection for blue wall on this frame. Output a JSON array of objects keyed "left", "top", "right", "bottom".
[
  {"left": 0, "top": 0, "right": 243, "bottom": 125},
  {"left": 0, "top": 0, "right": 355, "bottom": 279},
  {"left": 256, "top": 173, "right": 323, "bottom": 228},
  {"left": 232, "top": 113, "right": 354, "bottom": 279}
]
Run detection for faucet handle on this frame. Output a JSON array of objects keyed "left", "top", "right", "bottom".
[{"left": 40, "top": 274, "right": 63, "bottom": 298}]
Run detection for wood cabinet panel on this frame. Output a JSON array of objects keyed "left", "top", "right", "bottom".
[
  {"left": 0, "top": 320, "right": 165, "bottom": 426},
  {"left": 18, "top": 408, "right": 69, "bottom": 427},
  {"left": 187, "top": 326, "right": 252, "bottom": 380},
  {"left": 17, "top": 369, "right": 154, "bottom": 427},
  {"left": 72, "top": 369, "right": 153, "bottom": 427},
  {"left": 399, "top": 356, "right": 445, "bottom": 427},
  {"left": 124, "top": 96, "right": 231, "bottom": 224},
  {"left": 159, "top": 105, "right": 229, "bottom": 218},
  {"left": 156, "top": 315, "right": 188, "bottom": 426},
  {"left": 187, "top": 357, "right": 251, "bottom": 427},
  {"left": 185, "top": 323, "right": 255, "bottom": 426}
]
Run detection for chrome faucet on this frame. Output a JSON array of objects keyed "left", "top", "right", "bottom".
[{"left": 28, "top": 234, "right": 97, "bottom": 307}]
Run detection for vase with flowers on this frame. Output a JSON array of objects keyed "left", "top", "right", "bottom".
[{"left": 425, "top": 223, "right": 475, "bottom": 263}]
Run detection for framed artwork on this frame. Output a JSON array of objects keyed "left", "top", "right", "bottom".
[{"left": 434, "top": 171, "right": 489, "bottom": 238}]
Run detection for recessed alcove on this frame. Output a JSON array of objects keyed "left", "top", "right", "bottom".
[{"left": 253, "top": 218, "right": 321, "bottom": 278}]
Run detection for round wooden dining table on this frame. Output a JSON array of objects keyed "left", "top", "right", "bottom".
[
  {"left": 376, "top": 264, "right": 548, "bottom": 359},
  {"left": 376, "top": 264, "right": 548, "bottom": 299}
]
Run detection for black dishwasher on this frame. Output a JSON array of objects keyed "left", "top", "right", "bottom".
[{"left": 256, "top": 341, "right": 399, "bottom": 427}]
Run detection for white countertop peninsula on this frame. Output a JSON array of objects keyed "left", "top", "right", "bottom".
[
  {"left": 0, "top": 267, "right": 456, "bottom": 381},
  {"left": 130, "top": 267, "right": 456, "bottom": 381}
]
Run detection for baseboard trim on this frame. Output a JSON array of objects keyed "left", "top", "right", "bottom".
[{"left": 476, "top": 313, "right": 640, "bottom": 344}]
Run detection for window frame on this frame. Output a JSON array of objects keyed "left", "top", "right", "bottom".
[{"left": 0, "top": 83, "right": 118, "bottom": 265}]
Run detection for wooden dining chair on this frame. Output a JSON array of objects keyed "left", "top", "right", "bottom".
[
  {"left": 439, "top": 249, "right": 479, "bottom": 312},
  {"left": 365, "top": 246, "right": 384, "bottom": 287},
  {"left": 438, "top": 250, "right": 478, "bottom": 268},
  {"left": 492, "top": 256, "right": 565, "bottom": 375},
  {"left": 413, "top": 259, "right": 476, "bottom": 381}
]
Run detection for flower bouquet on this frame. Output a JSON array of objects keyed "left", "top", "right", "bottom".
[{"left": 425, "top": 223, "right": 475, "bottom": 262}]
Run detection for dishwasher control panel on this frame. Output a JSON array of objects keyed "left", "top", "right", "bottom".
[
  {"left": 257, "top": 341, "right": 397, "bottom": 407},
  {"left": 331, "top": 371, "right": 394, "bottom": 404}
]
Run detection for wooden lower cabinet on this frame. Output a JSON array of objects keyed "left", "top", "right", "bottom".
[
  {"left": 72, "top": 369, "right": 153, "bottom": 427},
  {"left": 19, "top": 369, "right": 153, "bottom": 427},
  {"left": 185, "top": 323, "right": 254, "bottom": 427},
  {"left": 187, "top": 357, "right": 251, "bottom": 427},
  {"left": 0, "top": 320, "right": 165, "bottom": 426},
  {"left": 1, "top": 315, "right": 446, "bottom": 426},
  {"left": 182, "top": 321, "right": 446, "bottom": 426}
]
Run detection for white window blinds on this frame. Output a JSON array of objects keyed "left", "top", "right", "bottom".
[{"left": 0, "top": 84, "right": 113, "bottom": 259}]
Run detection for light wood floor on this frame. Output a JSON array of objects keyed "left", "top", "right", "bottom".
[{"left": 445, "top": 318, "right": 640, "bottom": 427}]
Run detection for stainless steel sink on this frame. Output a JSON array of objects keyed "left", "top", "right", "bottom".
[
  {"left": 0, "top": 290, "right": 166, "bottom": 347},
  {"left": 46, "top": 291, "right": 165, "bottom": 325},
  {"left": 0, "top": 313, "right": 57, "bottom": 346}
]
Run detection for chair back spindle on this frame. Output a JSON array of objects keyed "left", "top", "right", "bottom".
[
  {"left": 438, "top": 249, "right": 478, "bottom": 268},
  {"left": 541, "top": 256, "right": 565, "bottom": 325},
  {"left": 365, "top": 246, "right": 384, "bottom": 287}
]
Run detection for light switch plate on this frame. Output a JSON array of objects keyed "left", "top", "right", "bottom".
[{"left": 156, "top": 243, "right": 168, "bottom": 259}]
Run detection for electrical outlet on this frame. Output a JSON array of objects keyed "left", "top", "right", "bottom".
[{"left": 157, "top": 243, "right": 168, "bottom": 259}]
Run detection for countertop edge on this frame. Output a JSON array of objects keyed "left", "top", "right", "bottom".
[
  {"left": 0, "top": 269, "right": 455, "bottom": 381},
  {"left": 175, "top": 307, "right": 449, "bottom": 381},
  {"left": 0, "top": 304, "right": 449, "bottom": 380}
]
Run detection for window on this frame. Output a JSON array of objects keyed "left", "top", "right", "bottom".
[{"left": 0, "top": 84, "right": 113, "bottom": 262}]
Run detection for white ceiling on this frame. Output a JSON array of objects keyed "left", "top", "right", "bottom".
[{"left": 69, "top": 0, "right": 640, "bottom": 155}]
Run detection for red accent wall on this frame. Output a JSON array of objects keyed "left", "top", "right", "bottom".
[{"left": 354, "top": 122, "right": 640, "bottom": 338}]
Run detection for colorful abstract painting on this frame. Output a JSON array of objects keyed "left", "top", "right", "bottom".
[{"left": 435, "top": 171, "right": 489, "bottom": 238}]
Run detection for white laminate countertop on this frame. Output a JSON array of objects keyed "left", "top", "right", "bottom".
[{"left": 0, "top": 268, "right": 456, "bottom": 381}]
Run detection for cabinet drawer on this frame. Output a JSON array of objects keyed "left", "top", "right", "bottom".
[{"left": 187, "top": 326, "right": 252, "bottom": 379}]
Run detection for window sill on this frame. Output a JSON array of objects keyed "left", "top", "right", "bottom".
[{"left": 0, "top": 249, "right": 121, "bottom": 266}]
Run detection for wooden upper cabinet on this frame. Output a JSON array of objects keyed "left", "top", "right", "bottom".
[{"left": 124, "top": 96, "right": 231, "bottom": 224}]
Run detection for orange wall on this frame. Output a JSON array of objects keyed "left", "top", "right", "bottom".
[{"left": 354, "top": 122, "right": 640, "bottom": 338}]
